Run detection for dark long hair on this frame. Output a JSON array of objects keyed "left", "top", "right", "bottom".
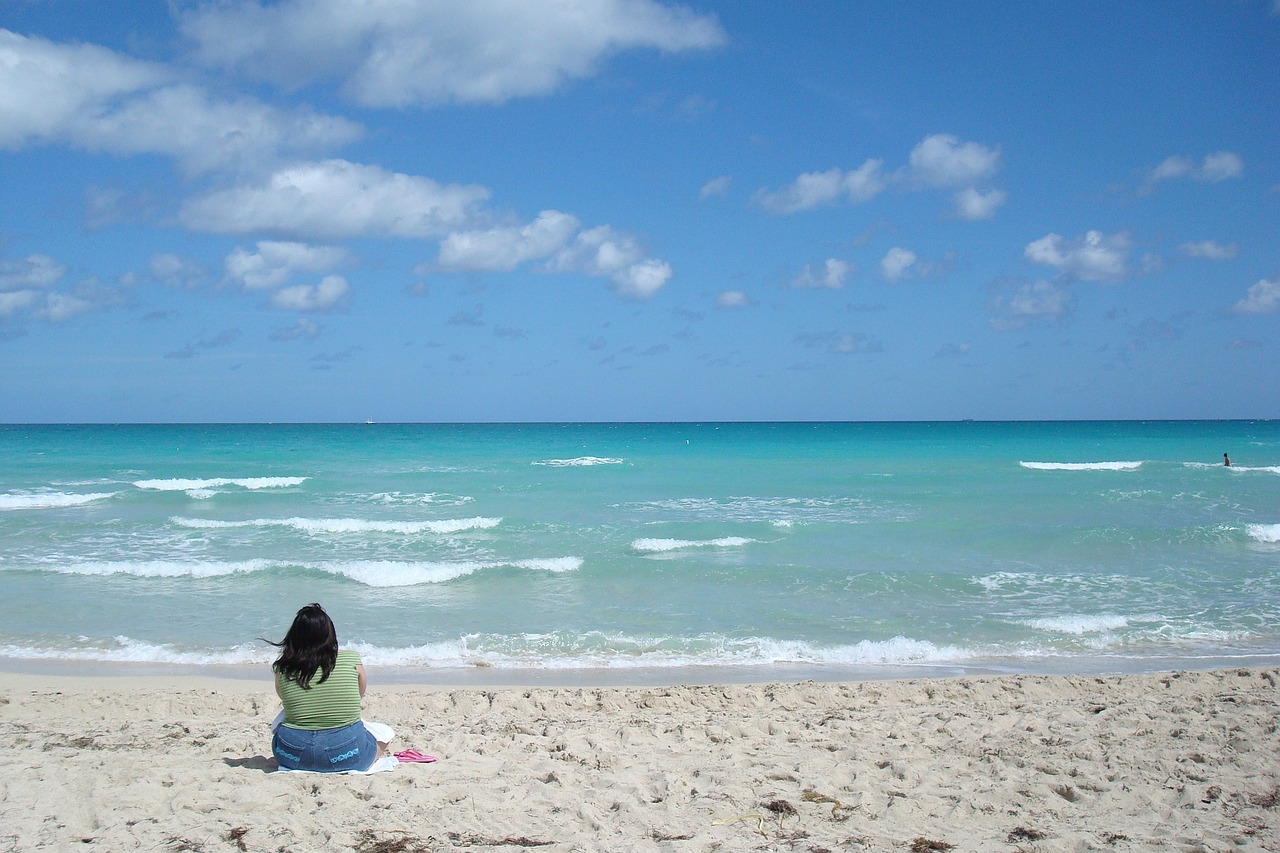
[{"left": 265, "top": 603, "right": 339, "bottom": 689}]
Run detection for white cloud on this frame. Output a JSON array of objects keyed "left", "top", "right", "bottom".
[
  {"left": 0, "top": 254, "right": 65, "bottom": 291},
  {"left": 699, "top": 175, "right": 732, "bottom": 199},
  {"left": 181, "top": 160, "right": 490, "bottom": 238},
  {"left": 1179, "top": 240, "right": 1239, "bottom": 260},
  {"left": 830, "top": 332, "right": 882, "bottom": 354},
  {"left": 990, "top": 279, "right": 1073, "bottom": 330},
  {"left": 222, "top": 241, "right": 350, "bottom": 290},
  {"left": 755, "top": 134, "right": 1004, "bottom": 218},
  {"left": 791, "top": 258, "right": 851, "bottom": 289},
  {"left": 952, "top": 187, "right": 1007, "bottom": 221},
  {"left": 270, "top": 274, "right": 350, "bottom": 312},
  {"left": 1232, "top": 277, "right": 1280, "bottom": 315},
  {"left": 548, "top": 225, "right": 672, "bottom": 299},
  {"left": 149, "top": 254, "right": 207, "bottom": 289},
  {"left": 1199, "top": 151, "right": 1244, "bottom": 182},
  {"left": 0, "top": 31, "right": 360, "bottom": 174},
  {"left": 1024, "top": 230, "right": 1130, "bottom": 282},
  {"left": 0, "top": 290, "right": 39, "bottom": 318},
  {"left": 906, "top": 134, "right": 1000, "bottom": 189},
  {"left": 438, "top": 210, "right": 581, "bottom": 271},
  {"left": 180, "top": 0, "right": 726, "bottom": 108},
  {"left": 272, "top": 317, "right": 321, "bottom": 340},
  {"left": 1147, "top": 151, "right": 1243, "bottom": 187},
  {"left": 716, "top": 290, "right": 749, "bottom": 307},
  {"left": 906, "top": 135, "right": 1004, "bottom": 219},
  {"left": 39, "top": 292, "right": 94, "bottom": 322},
  {"left": 438, "top": 213, "right": 671, "bottom": 299},
  {"left": 880, "top": 247, "right": 917, "bottom": 282},
  {"left": 753, "top": 160, "right": 887, "bottom": 213},
  {"left": 0, "top": 270, "right": 125, "bottom": 323},
  {"left": 611, "top": 258, "right": 672, "bottom": 299},
  {"left": 0, "top": 30, "right": 167, "bottom": 146}
]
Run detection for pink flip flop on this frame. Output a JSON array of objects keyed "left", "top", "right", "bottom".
[{"left": 394, "top": 749, "right": 438, "bottom": 763}]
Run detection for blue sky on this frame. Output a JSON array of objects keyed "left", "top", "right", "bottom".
[{"left": 1, "top": 0, "right": 1277, "bottom": 423}]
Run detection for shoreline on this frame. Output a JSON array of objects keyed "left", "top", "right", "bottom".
[
  {"left": 2, "top": 666, "right": 1277, "bottom": 851},
  {"left": 5, "top": 649, "right": 1280, "bottom": 689}
]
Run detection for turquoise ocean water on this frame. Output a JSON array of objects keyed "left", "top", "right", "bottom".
[{"left": 1, "top": 421, "right": 1277, "bottom": 683}]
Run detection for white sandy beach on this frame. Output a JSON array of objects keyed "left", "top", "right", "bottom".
[{"left": 1, "top": 667, "right": 1277, "bottom": 852}]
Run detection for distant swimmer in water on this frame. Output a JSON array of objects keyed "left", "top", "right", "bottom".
[{"left": 1224, "top": 452, "right": 1231, "bottom": 467}]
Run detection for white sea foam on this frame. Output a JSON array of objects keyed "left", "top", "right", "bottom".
[
  {"left": 366, "top": 491, "right": 474, "bottom": 507},
  {"left": 1246, "top": 524, "right": 1280, "bottom": 544},
  {"left": 632, "top": 536, "right": 756, "bottom": 553},
  {"left": 322, "top": 557, "right": 582, "bottom": 587},
  {"left": 0, "top": 637, "right": 270, "bottom": 666},
  {"left": 133, "top": 476, "right": 308, "bottom": 491},
  {"left": 1182, "top": 462, "right": 1280, "bottom": 474},
  {"left": 50, "top": 559, "right": 277, "bottom": 578},
  {"left": 172, "top": 516, "right": 501, "bottom": 535},
  {"left": 628, "top": 495, "right": 905, "bottom": 524},
  {"left": 1021, "top": 615, "right": 1130, "bottom": 634},
  {"left": 354, "top": 633, "right": 975, "bottom": 669},
  {"left": 532, "top": 457, "right": 624, "bottom": 467},
  {"left": 0, "top": 632, "right": 973, "bottom": 669},
  {"left": 1019, "top": 461, "right": 1142, "bottom": 471},
  {"left": 0, "top": 491, "right": 115, "bottom": 510}
]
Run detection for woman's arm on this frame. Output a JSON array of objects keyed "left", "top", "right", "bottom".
[{"left": 357, "top": 663, "right": 367, "bottom": 698}]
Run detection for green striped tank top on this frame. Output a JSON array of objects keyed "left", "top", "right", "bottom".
[{"left": 277, "top": 648, "right": 363, "bottom": 730}]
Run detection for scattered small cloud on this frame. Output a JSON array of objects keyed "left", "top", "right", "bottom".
[
  {"left": 1232, "top": 276, "right": 1280, "bottom": 314},
  {"left": 149, "top": 253, "right": 207, "bottom": 289},
  {"left": 716, "top": 289, "right": 750, "bottom": 307},
  {"left": 0, "top": 256, "right": 126, "bottom": 324},
  {"left": 438, "top": 210, "right": 580, "bottom": 272},
  {"left": 272, "top": 318, "right": 321, "bottom": 341},
  {"left": 181, "top": 160, "right": 490, "bottom": 239},
  {"left": 905, "top": 134, "right": 999, "bottom": 189},
  {"left": 222, "top": 241, "right": 350, "bottom": 290},
  {"left": 165, "top": 328, "right": 241, "bottom": 358},
  {"left": 830, "top": 332, "right": 883, "bottom": 354},
  {"left": 790, "top": 258, "right": 851, "bottom": 289},
  {"left": 752, "top": 160, "right": 888, "bottom": 213},
  {"left": 699, "top": 175, "right": 732, "bottom": 199},
  {"left": 795, "top": 330, "right": 883, "bottom": 354},
  {"left": 879, "top": 247, "right": 953, "bottom": 282},
  {"left": 990, "top": 278, "right": 1073, "bottom": 330},
  {"left": 754, "top": 133, "right": 1005, "bottom": 219},
  {"left": 1025, "top": 230, "right": 1130, "bottom": 282},
  {"left": 447, "top": 305, "right": 485, "bottom": 327},
  {"left": 269, "top": 274, "right": 350, "bottom": 312},
  {"left": 1179, "top": 240, "right": 1239, "bottom": 260},
  {"left": 880, "top": 247, "right": 917, "bottom": 282},
  {"left": 310, "top": 345, "right": 362, "bottom": 370},
  {"left": 952, "top": 186, "right": 1007, "bottom": 220},
  {"left": 0, "top": 254, "right": 65, "bottom": 292},
  {"left": 1143, "top": 151, "right": 1243, "bottom": 192},
  {"left": 439, "top": 214, "right": 672, "bottom": 300}
]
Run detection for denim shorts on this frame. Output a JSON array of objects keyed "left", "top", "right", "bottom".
[{"left": 272, "top": 720, "right": 377, "bottom": 772}]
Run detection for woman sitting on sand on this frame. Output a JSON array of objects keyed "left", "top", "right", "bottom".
[{"left": 266, "top": 603, "right": 393, "bottom": 772}]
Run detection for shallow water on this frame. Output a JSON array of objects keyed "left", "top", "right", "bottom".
[{"left": 1, "top": 421, "right": 1277, "bottom": 681}]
